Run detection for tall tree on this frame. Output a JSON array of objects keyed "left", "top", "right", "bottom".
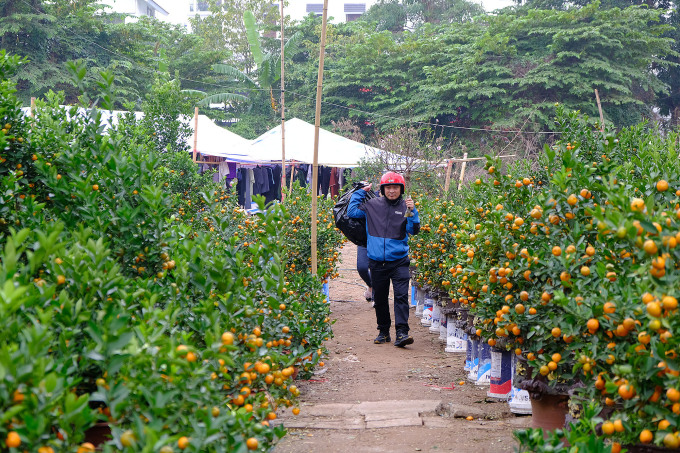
[
  {"left": 323, "top": 2, "right": 675, "bottom": 136},
  {"left": 403, "top": 0, "right": 485, "bottom": 24},
  {"left": 654, "top": 5, "right": 680, "bottom": 127},
  {"left": 0, "top": 0, "right": 105, "bottom": 103},
  {"left": 359, "top": 0, "right": 484, "bottom": 32},
  {"left": 0, "top": 0, "right": 227, "bottom": 107},
  {"left": 514, "top": 0, "right": 679, "bottom": 129},
  {"left": 323, "top": 21, "right": 417, "bottom": 131},
  {"left": 190, "top": 0, "right": 280, "bottom": 74},
  {"left": 359, "top": 0, "right": 409, "bottom": 32},
  {"left": 106, "top": 17, "right": 228, "bottom": 104}
]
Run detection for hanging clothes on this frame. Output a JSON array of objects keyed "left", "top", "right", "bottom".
[
  {"left": 285, "top": 165, "right": 294, "bottom": 187},
  {"left": 218, "top": 162, "right": 229, "bottom": 180},
  {"left": 330, "top": 167, "right": 340, "bottom": 198},
  {"left": 272, "top": 165, "right": 282, "bottom": 200},
  {"left": 236, "top": 168, "right": 246, "bottom": 206},
  {"left": 248, "top": 169, "right": 255, "bottom": 205},
  {"left": 253, "top": 166, "right": 270, "bottom": 195},
  {"left": 292, "top": 164, "right": 307, "bottom": 188},
  {"left": 225, "top": 162, "right": 238, "bottom": 188},
  {"left": 263, "top": 165, "right": 282, "bottom": 204},
  {"left": 227, "top": 162, "right": 237, "bottom": 179},
  {"left": 319, "top": 166, "right": 332, "bottom": 196}
]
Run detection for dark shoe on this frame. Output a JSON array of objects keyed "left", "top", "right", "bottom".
[
  {"left": 394, "top": 332, "right": 414, "bottom": 348},
  {"left": 374, "top": 332, "right": 391, "bottom": 344}
]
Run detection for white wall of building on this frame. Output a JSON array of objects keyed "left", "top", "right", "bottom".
[
  {"left": 286, "top": 1, "right": 380, "bottom": 24},
  {"left": 100, "top": 0, "right": 169, "bottom": 22}
]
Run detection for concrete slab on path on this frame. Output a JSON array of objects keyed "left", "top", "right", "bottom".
[
  {"left": 283, "top": 418, "right": 366, "bottom": 430},
  {"left": 365, "top": 417, "right": 423, "bottom": 429},
  {"left": 278, "top": 399, "right": 444, "bottom": 430},
  {"left": 303, "top": 403, "right": 355, "bottom": 417}
]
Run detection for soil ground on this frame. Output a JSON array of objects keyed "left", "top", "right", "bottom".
[{"left": 273, "top": 245, "right": 531, "bottom": 453}]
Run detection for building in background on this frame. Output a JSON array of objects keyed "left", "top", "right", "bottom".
[
  {"left": 288, "top": 1, "right": 379, "bottom": 23},
  {"left": 165, "top": 1, "right": 208, "bottom": 29},
  {"left": 102, "top": 1, "right": 380, "bottom": 29},
  {"left": 171, "top": 1, "right": 380, "bottom": 29},
  {"left": 100, "top": 0, "right": 169, "bottom": 22}
]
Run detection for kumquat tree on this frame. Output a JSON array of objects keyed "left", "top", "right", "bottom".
[
  {"left": 0, "top": 51, "right": 340, "bottom": 452},
  {"left": 6, "top": 0, "right": 680, "bottom": 450},
  {"left": 411, "top": 103, "right": 680, "bottom": 451}
]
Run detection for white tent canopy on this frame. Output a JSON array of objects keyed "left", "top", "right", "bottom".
[
  {"left": 188, "top": 114, "right": 263, "bottom": 163},
  {"left": 249, "top": 118, "right": 384, "bottom": 167}
]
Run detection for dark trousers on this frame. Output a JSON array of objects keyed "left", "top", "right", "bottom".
[
  {"left": 357, "top": 245, "right": 372, "bottom": 287},
  {"left": 369, "top": 256, "right": 410, "bottom": 334}
]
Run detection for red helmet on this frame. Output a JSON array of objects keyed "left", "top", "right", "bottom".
[{"left": 379, "top": 171, "right": 405, "bottom": 195}]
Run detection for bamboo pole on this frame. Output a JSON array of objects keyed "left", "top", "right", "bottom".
[
  {"left": 279, "top": 0, "right": 286, "bottom": 200},
  {"left": 192, "top": 106, "right": 199, "bottom": 162},
  {"left": 457, "top": 152, "right": 468, "bottom": 191},
  {"left": 311, "top": 0, "right": 329, "bottom": 277},
  {"left": 595, "top": 89, "right": 605, "bottom": 132},
  {"left": 30, "top": 97, "right": 36, "bottom": 118},
  {"left": 289, "top": 164, "right": 296, "bottom": 194},
  {"left": 443, "top": 159, "right": 453, "bottom": 193}
]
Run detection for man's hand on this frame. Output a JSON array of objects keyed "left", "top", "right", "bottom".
[
  {"left": 405, "top": 197, "right": 415, "bottom": 210},
  {"left": 362, "top": 183, "right": 373, "bottom": 192}
]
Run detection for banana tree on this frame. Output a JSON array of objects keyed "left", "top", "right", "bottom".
[{"left": 188, "top": 10, "right": 302, "bottom": 109}]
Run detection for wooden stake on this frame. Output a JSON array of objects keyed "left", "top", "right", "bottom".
[
  {"left": 311, "top": 0, "right": 329, "bottom": 277},
  {"left": 457, "top": 152, "right": 468, "bottom": 191},
  {"left": 30, "top": 97, "right": 36, "bottom": 118},
  {"left": 289, "top": 164, "right": 295, "bottom": 194},
  {"left": 443, "top": 159, "right": 453, "bottom": 193},
  {"left": 193, "top": 106, "right": 199, "bottom": 162},
  {"left": 595, "top": 89, "right": 605, "bottom": 132},
  {"left": 279, "top": 0, "right": 286, "bottom": 200}
]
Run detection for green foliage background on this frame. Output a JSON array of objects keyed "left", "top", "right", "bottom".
[{"left": 2, "top": 0, "right": 679, "bottom": 163}]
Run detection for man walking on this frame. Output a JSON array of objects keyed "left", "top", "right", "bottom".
[{"left": 347, "top": 172, "right": 420, "bottom": 347}]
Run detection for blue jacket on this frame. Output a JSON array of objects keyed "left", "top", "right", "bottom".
[{"left": 347, "top": 190, "right": 420, "bottom": 262}]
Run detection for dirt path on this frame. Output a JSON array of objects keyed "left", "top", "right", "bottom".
[{"left": 274, "top": 245, "right": 531, "bottom": 453}]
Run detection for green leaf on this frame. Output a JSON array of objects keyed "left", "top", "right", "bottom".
[
  {"left": 44, "top": 372, "right": 58, "bottom": 393},
  {"left": 244, "top": 11, "right": 263, "bottom": 66}
]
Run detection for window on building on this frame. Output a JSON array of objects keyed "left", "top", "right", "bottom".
[
  {"left": 344, "top": 3, "right": 366, "bottom": 13},
  {"left": 306, "top": 3, "right": 323, "bottom": 16},
  {"left": 344, "top": 4, "right": 365, "bottom": 21}
]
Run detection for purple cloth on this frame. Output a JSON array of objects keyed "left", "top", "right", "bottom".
[{"left": 227, "top": 162, "right": 237, "bottom": 179}]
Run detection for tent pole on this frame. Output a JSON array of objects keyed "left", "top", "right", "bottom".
[
  {"left": 279, "top": 0, "right": 286, "bottom": 200},
  {"left": 311, "top": 0, "right": 329, "bottom": 277},
  {"left": 193, "top": 106, "right": 199, "bottom": 162}
]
